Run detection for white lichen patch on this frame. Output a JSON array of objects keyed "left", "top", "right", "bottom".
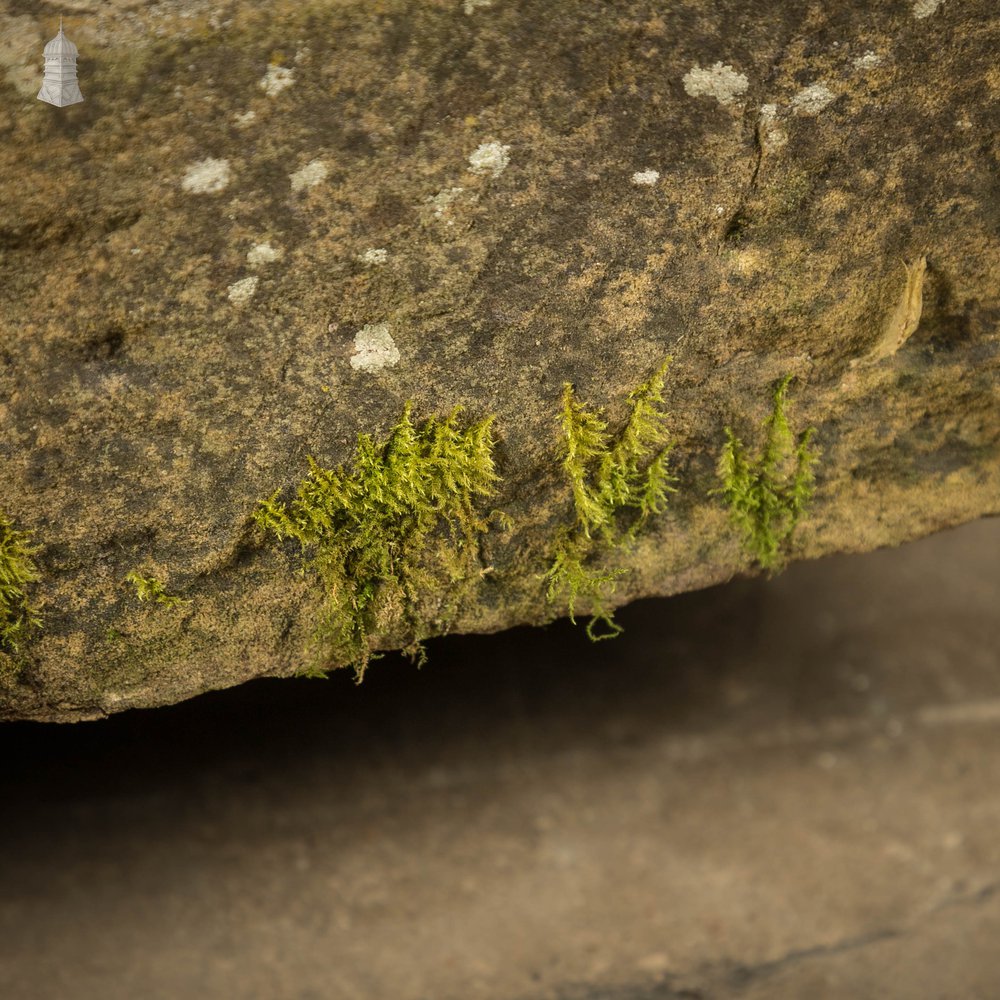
[
  {"left": 427, "top": 186, "right": 466, "bottom": 224},
  {"left": 682, "top": 62, "right": 749, "bottom": 106},
  {"left": 350, "top": 323, "right": 400, "bottom": 373},
  {"left": 234, "top": 109, "right": 257, "bottom": 127},
  {"left": 468, "top": 141, "right": 511, "bottom": 178},
  {"left": 852, "top": 50, "right": 883, "bottom": 71},
  {"left": 181, "top": 158, "right": 232, "bottom": 194},
  {"left": 290, "top": 159, "right": 330, "bottom": 192},
  {"left": 758, "top": 103, "right": 788, "bottom": 149},
  {"left": 912, "top": 0, "right": 944, "bottom": 18},
  {"left": 791, "top": 83, "right": 836, "bottom": 116},
  {"left": 631, "top": 169, "right": 660, "bottom": 186},
  {"left": 260, "top": 64, "right": 295, "bottom": 97},
  {"left": 463, "top": 0, "right": 493, "bottom": 12},
  {"left": 247, "top": 243, "right": 284, "bottom": 267},
  {"left": 227, "top": 276, "right": 259, "bottom": 306},
  {"left": 360, "top": 248, "right": 389, "bottom": 265}
]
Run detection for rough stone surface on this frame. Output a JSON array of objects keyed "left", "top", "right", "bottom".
[{"left": 0, "top": 0, "right": 998, "bottom": 720}]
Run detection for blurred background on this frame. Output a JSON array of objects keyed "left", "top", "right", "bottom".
[{"left": 1, "top": 516, "right": 998, "bottom": 1000}]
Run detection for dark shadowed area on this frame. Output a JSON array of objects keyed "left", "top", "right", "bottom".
[{"left": 1, "top": 516, "right": 998, "bottom": 1000}]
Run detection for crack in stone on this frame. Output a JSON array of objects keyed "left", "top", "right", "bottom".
[
  {"left": 721, "top": 880, "right": 1000, "bottom": 992},
  {"left": 548, "top": 882, "right": 1000, "bottom": 1000},
  {"left": 722, "top": 926, "right": 903, "bottom": 989}
]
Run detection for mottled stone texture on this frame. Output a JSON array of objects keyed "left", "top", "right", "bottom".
[{"left": 1, "top": 0, "right": 998, "bottom": 721}]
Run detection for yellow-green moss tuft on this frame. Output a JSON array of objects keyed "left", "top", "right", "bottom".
[
  {"left": 125, "top": 571, "right": 190, "bottom": 608},
  {"left": 0, "top": 512, "right": 42, "bottom": 656},
  {"left": 254, "top": 403, "right": 506, "bottom": 681},
  {"left": 545, "top": 359, "right": 676, "bottom": 639},
  {"left": 716, "top": 375, "right": 819, "bottom": 571}
]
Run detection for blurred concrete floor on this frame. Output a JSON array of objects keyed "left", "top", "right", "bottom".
[{"left": 1, "top": 517, "right": 999, "bottom": 1000}]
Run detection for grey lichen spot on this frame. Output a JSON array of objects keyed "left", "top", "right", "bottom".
[
  {"left": 247, "top": 243, "right": 284, "bottom": 267},
  {"left": 360, "top": 248, "right": 389, "bottom": 266},
  {"left": 350, "top": 323, "right": 400, "bottom": 373},
  {"left": 468, "top": 142, "right": 511, "bottom": 178},
  {"left": 631, "top": 169, "right": 660, "bottom": 187},
  {"left": 290, "top": 159, "right": 329, "bottom": 192},
  {"left": 682, "top": 62, "right": 749, "bottom": 106},
  {"left": 852, "top": 51, "right": 883, "bottom": 71},
  {"left": 463, "top": 0, "right": 493, "bottom": 13},
  {"left": 227, "top": 275, "right": 259, "bottom": 306},
  {"left": 426, "top": 186, "right": 471, "bottom": 225},
  {"left": 758, "top": 103, "right": 787, "bottom": 150},
  {"left": 791, "top": 83, "right": 836, "bottom": 116},
  {"left": 259, "top": 64, "right": 295, "bottom": 96},
  {"left": 912, "top": 0, "right": 944, "bottom": 17},
  {"left": 181, "top": 158, "right": 231, "bottom": 194}
]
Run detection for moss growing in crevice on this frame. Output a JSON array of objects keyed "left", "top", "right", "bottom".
[
  {"left": 125, "top": 571, "right": 190, "bottom": 608},
  {"left": 716, "top": 375, "right": 818, "bottom": 571},
  {"left": 0, "top": 511, "right": 42, "bottom": 658},
  {"left": 544, "top": 359, "right": 676, "bottom": 639},
  {"left": 254, "top": 403, "right": 507, "bottom": 681}
]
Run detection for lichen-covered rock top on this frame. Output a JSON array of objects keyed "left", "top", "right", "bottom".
[{"left": 1, "top": 0, "right": 998, "bottom": 721}]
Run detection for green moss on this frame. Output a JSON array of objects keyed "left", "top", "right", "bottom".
[
  {"left": 125, "top": 571, "right": 190, "bottom": 608},
  {"left": 0, "top": 512, "right": 42, "bottom": 656},
  {"left": 545, "top": 359, "right": 676, "bottom": 639},
  {"left": 254, "top": 403, "right": 506, "bottom": 681},
  {"left": 716, "top": 375, "right": 819, "bottom": 571}
]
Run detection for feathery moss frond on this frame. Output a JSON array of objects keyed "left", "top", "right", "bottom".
[
  {"left": 716, "top": 375, "right": 819, "bottom": 571},
  {"left": 559, "top": 383, "right": 613, "bottom": 538},
  {"left": 0, "top": 512, "right": 42, "bottom": 656},
  {"left": 545, "top": 359, "right": 676, "bottom": 638},
  {"left": 125, "top": 571, "right": 190, "bottom": 608},
  {"left": 255, "top": 404, "right": 505, "bottom": 682}
]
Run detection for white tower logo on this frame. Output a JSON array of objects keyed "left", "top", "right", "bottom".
[{"left": 37, "top": 19, "right": 84, "bottom": 108}]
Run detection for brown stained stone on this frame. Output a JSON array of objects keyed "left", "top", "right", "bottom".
[{"left": 0, "top": 0, "right": 998, "bottom": 720}]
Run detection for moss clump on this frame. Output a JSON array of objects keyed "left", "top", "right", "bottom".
[
  {"left": 0, "top": 512, "right": 42, "bottom": 656},
  {"left": 254, "top": 403, "right": 505, "bottom": 681},
  {"left": 125, "top": 571, "right": 190, "bottom": 608},
  {"left": 716, "top": 375, "right": 818, "bottom": 571},
  {"left": 545, "top": 359, "right": 676, "bottom": 639}
]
